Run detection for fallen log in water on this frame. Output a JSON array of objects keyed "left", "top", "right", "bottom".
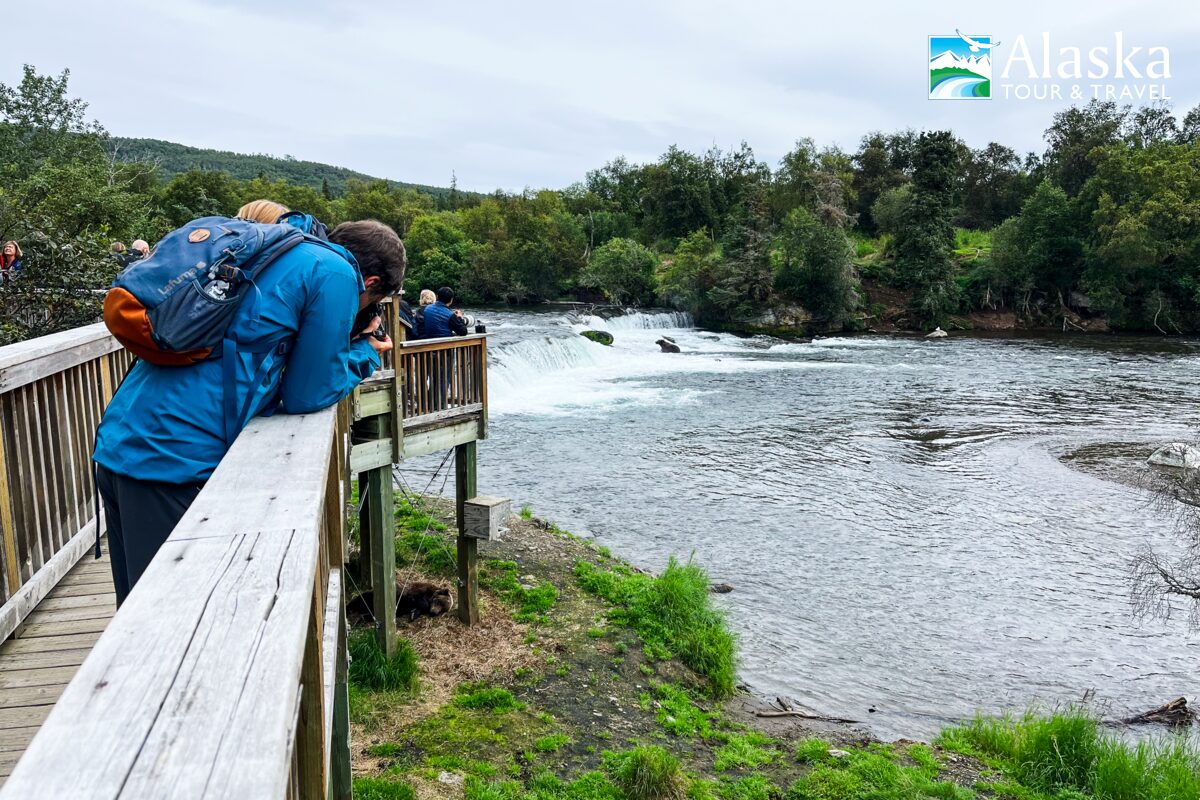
[
  {"left": 1123, "top": 697, "right": 1195, "bottom": 727},
  {"left": 758, "top": 696, "right": 859, "bottom": 724}
]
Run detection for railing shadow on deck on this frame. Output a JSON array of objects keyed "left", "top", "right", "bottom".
[{"left": 0, "top": 315, "right": 489, "bottom": 798}]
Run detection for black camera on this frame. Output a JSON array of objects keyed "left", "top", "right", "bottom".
[{"left": 353, "top": 302, "right": 386, "bottom": 340}]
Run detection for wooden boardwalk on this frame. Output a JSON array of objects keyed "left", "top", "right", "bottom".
[{"left": 0, "top": 543, "right": 114, "bottom": 785}]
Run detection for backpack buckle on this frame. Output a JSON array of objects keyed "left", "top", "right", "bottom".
[{"left": 217, "top": 264, "right": 241, "bottom": 282}]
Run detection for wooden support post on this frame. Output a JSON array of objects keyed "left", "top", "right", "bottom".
[
  {"left": 455, "top": 441, "right": 479, "bottom": 626},
  {"left": 365, "top": 465, "right": 396, "bottom": 656},
  {"left": 356, "top": 471, "right": 373, "bottom": 594},
  {"left": 296, "top": 572, "right": 327, "bottom": 798},
  {"left": 0, "top": 428, "right": 22, "bottom": 594},
  {"left": 329, "top": 587, "right": 352, "bottom": 800}
]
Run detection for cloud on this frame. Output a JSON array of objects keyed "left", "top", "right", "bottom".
[{"left": 5, "top": 0, "right": 1198, "bottom": 191}]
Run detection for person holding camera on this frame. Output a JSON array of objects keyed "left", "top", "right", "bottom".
[
  {"left": 421, "top": 286, "right": 469, "bottom": 338},
  {"left": 93, "top": 219, "right": 404, "bottom": 604}
]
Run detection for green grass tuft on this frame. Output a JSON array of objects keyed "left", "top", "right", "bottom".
[
  {"left": 938, "top": 707, "right": 1200, "bottom": 800},
  {"left": 611, "top": 745, "right": 689, "bottom": 800},
  {"left": 535, "top": 733, "right": 571, "bottom": 753},
  {"left": 393, "top": 498, "right": 456, "bottom": 576},
  {"left": 352, "top": 776, "right": 416, "bottom": 800},
  {"left": 482, "top": 560, "right": 559, "bottom": 622},
  {"left": 453, "top": 684, "right": 523, "bottom": 713},
  {"left": 652, "top": 682, "right": 720, "bottom": 739},
  {"left": 794, "top": 737, "right": 832, "bottom": 764},
  {"left": 348, "top": 630, "right": 419, "bottom": 693},
  {"left": 785, "top": 743, "right": 973, "bottom": 799},
  {"left": 574, "top": 556, "right": 736, "bottom": 697},
  {"left": 714, "top": 732, "right": 777, "bottom": 771},
  {"left": 520, "top": 505, "right": 534, "bottom": 519}
]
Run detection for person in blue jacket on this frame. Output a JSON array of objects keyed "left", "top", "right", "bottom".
[
  {"left": 93, "top": 219, "right": 406, "bottom": 604},
  {"left": 421, "top": 286, "right": 468, "bottom": 338}
]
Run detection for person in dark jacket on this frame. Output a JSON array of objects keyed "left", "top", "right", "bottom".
[
  {"left": 421, "top": 287, "right": 468, "bottom": 338},
  {"left": 412, "top": 289, "right": 435, "bottom": 339},
  {"left": 93, "top": 219, "right": 406, "bottom": 604},
  {"left": 120, "top": 239, "right": 150, "bottom": 268}
]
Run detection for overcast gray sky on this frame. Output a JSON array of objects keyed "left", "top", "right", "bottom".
[{"left": 7, "top": 0, "right": 1198, "bottom": 191}]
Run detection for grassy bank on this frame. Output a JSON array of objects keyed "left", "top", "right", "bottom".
[{"left": 346, "top": 496, "right": 1199, "bottom": 799}]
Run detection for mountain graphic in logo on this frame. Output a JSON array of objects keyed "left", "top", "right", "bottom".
[{"left": 929, "top": 31, "right": 998, "bottom": 100}]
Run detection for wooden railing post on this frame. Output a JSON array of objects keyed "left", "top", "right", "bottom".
[
  {"left": 364, "top": 464, "right": 396, "bottom": 656},
  {"left": 455, "top": 441, "right": 479, "bottom": 626},
  {"left": 296, "top": 569, "right": 327, "bottom": 797},
  {"left": 0, "top": 430, "right": 21, "bottom": 595},
  {"left": 330, "top": 596, "right": 352, "bottom": 800}
]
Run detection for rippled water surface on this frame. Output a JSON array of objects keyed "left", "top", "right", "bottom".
[{"left": 414, "top": 308, "right": 1200, "bottom": 738}]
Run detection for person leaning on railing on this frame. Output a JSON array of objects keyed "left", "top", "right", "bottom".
[{"left": 92, "top": 219, "right": 405, "bottom": 605}]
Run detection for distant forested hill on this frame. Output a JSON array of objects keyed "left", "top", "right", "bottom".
[{"left": 108, "top": 136, "right": 456, "bottom": 198}]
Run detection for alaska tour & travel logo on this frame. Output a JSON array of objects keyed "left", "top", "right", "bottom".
[
  {"left": 929, "top": 30, "right": 1172, "bottom": 102},
  {"left": 929, "top": 30, "right": 997, "bottom": 100}
]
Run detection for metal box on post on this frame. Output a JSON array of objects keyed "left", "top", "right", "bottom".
[{"left": 463, "top": 495, "right": 511, "bottom": 541}]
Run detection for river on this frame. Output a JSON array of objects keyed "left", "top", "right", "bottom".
[{"left": 409, "top": 307, "right": 1200, "bottom": 739}]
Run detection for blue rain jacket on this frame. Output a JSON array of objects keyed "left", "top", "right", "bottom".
[
  {"left": 94, "top": 240, "right": 380, "bottom": 484},
  {"left": 420, "top": 301, "right": 466, "bottom": 338}
]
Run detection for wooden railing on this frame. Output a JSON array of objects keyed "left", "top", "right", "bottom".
[
  {"left": 2, "top": 404, "right": 354, "bottom": 798},
  {"left": 0, "top": 324, "right": 133, "bottom": 640},
  {"left": 0, "top": 318, "right": 491, "bottom": 797},
  {"left": 397, "top": 334, "right": 488, "bottom": 425}
]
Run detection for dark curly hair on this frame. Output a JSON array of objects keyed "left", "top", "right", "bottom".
[{"left": 328, "top": 220, "right": 406, "bottom": 297}]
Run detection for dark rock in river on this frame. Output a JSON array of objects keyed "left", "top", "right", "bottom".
[
  {"left": 581, "top": 330, "right": 614, "bottom": 346},
  {"left": 656, "top": 338, "right": 681, "bottom": 353},
  {"left": 710, "top": 583, "right": 734, "bottom": 594}
]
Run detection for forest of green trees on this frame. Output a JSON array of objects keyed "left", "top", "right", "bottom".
[
  {"left": 108, "top": 136, "right": 461, "bottom": 199},
  {"left": 2, "top": 64, "right": 1199, "bottom": 344}
]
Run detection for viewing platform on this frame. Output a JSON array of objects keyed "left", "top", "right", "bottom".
[{"left": 0, "top": 300, "right": 491, "bottom": 798}]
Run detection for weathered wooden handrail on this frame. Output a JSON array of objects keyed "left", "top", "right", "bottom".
[
  {"left": 350, "top": 334, "right": 488, "bottom": 470},
  {"left": 396, "top": 333, "right": 488, "bottom": 428},
  {"left": 1, "top": 404, "right": 353, "bottom": 798},
  {"left": 0, "top": 323, "right": 133, "bottom": 638},
  {"left": 0, "top": 313, "right": 491, "bottom": 794}
]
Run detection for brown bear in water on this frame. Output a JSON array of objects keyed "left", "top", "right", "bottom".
[
  {"left": 347, "top": 580, "right": 455, "bottom": 623},
  {"left": 656, "top": 338, "right": 681, "bottom": 353}
]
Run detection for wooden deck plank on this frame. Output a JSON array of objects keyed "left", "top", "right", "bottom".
[
  {"left": 0, "top": 706, "right": 50, "bottom": 730},
  {"left": 33, "top": 594, "right": 113, "bottom": 612},
  {"left": 51, "top": 575, "right": 113, "bottom": 593},
  {"left": 0, "top": 631, "right": 101, "bottom": 655},
  {"left": 0, "top": 666, "right": 80, "bottom": 691},
  {"left": 0, "top": 727, "right": 40, "bottom": 750},
  {"left": 0, "top": 683, "right": 70, "bottom": 710},
  {"left": 52, "top": 580, "right": 115, "bottom": 597},
  {"left": 20, "top": 603, "right": 115, "bottom": 626},
  {"left": 14, "top": 617, "right": 110, "bottom": 638},
  {"left": 0, "top": 647, "right": 93, "bottom": 672}
]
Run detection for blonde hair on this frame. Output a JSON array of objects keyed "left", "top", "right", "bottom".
[
  {"left": 236, "top": 199, "right": 290, "bottom": 224},
  {"left": 419, "top": 289, "right": 436, "bottom": 306},
  {"left": 2, "top": 241, "right": 21, "bottom": 258}
]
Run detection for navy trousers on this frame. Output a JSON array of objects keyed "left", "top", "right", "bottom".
[{"left": 96, "top": 465, "right": 204, "bottom": 606}]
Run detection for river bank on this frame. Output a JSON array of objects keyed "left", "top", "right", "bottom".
[{"left": 346, "top": 497, "right": 1199, "bottom": 800}]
